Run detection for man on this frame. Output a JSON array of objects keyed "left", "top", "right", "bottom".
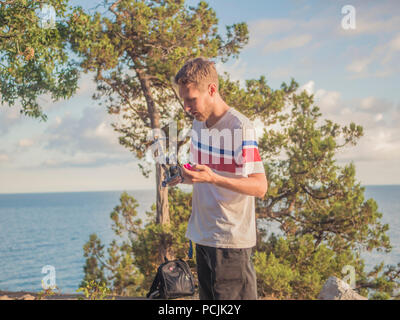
[{"left": 167, "top": 57, "right": 268, "bottom": 300}]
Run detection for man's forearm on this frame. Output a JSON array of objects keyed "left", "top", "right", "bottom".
[{"left": 212, "top": 174, "right": 267, "bottom": 198}]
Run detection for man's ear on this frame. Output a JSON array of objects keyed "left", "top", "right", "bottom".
[{"left": 208, "top": 83, "right": 217, "bottom": 97}]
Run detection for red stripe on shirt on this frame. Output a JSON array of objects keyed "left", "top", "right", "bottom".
[
  {"left": 242, "top": 147, "right": 261, "bottom": 162},
  {"left": 192, "top": 149, "right": 262, "bottom": 173},
  {"left": 194, "top": 149, "right": 242, "bottom": 173}
]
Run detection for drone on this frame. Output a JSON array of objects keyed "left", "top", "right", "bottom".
[
  {"left": 161, "top": 158, "right": 183, "bottom": 187},
  {"left": 152, "top": 136, "right": 194, "bottom": 187}
]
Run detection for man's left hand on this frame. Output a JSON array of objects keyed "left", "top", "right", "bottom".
[{"left": 182, "top": 164, "right": 217, "bottom": 184}]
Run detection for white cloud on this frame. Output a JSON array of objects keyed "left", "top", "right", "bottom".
[
  {"left": 40, "top": 151, "right": 133, "bottom": 168},
  {"left": 296, "top": 81, "right": 400, "bottom": 169},
  {"left": 263, "top": 34, "right": 312, "bottom": 54},
  {"left": 314, "top": 89, "right": 341, "bottom": 113},
  {"left": 0, "top": 104, "right": 23, "bottom": 134},
  {"left": 340, "top": 107, "right": 352, "bottom": 116},
  {"left": 247, "top": 3, "right": 400, "bottom": 80},
  {"left": 248, "top": 14, "right": 330, "bottom": 53},
  {"left": 216, "top": 59, "right": 248, "bottom": 85},
  {"left": 341, "top": 127, "right": 400, "bottom": 163},
  {"left": 374, "top": 113, "right": 383, "bottom": 122},
  {"left": 360, "top": 97, "right": 377, "bottom": 110},
  {"left": 359, "top": 96, "right": 393, "bottom": 113},
  {"left": 248, "top": 18, "right": 297, "bottom": 48},
  {"left": 40, "top": 73, "right": 98, "bottom": 112},
  {"left": 0, "top": 163, "right": 155, "bottom": 194},
  {"left": 44, "top": 106, "right": 122, "bottom": 154},
  {"left": 268, "top": 66, "right": 292, "bottom": 79},
  {"left": 296, "top": 80, "right": 315, "bottom": 95},
  {"left": 27, "top": 105, "right": 137, "bottom": 169},
  {"left": 389, "top": 34, "right": 400, "bottom": 51},
  {"left": 0, "top": 153, "right": 9, "bottom": 162},
  {"left": 83, "top": 121, "right": 117, "bottom": 146},
  {"left": 18, "top": 139, "right": 34, "bottom": 148},
  {"left": 347, "top": 57, "right": 373, "bottom": 73},
  {"left": 346, "top": 33, "right": 400, "bottom": 77}
]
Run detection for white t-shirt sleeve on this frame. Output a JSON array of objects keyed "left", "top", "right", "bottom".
[{"left": 234, "top": 124, "right": 265, "bottom": 177}]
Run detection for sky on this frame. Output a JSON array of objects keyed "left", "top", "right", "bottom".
[{"left": 1, "top": 0, "right": 400, "bottom": 193}]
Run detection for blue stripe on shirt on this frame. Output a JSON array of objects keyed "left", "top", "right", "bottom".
[{"left": 191, "top": 139, "right": 258, "bottom": 157}]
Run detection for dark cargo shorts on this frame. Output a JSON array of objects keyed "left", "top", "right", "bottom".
[{"left": 195, "top": 243, "right": 257, "bottom": 300}]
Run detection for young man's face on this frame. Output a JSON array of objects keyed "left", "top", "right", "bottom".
[{"left": 179, "top": 82, "right": 213, "bottom": 122}]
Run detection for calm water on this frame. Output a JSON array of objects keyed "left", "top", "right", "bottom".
[
  {"left": 0, "top": 190, "right": 155, "bottom": 293},
  {"left": 0, "top": 186, "right": 399, "bottom": 293}
]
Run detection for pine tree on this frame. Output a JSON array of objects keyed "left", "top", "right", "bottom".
[
  {"left": 68, "top": 0, "right": 249, "bottom": 263},
  {"left": 0, "top": 0, "right": 79, "bottom": 120}
]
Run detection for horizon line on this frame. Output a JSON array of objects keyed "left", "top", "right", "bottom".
[{"left": 0, "top": 184, "right": 397, "bottom": 195}]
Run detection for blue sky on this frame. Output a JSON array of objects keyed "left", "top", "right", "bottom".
[{"left": 1, "top": 0, "right": 400, "bottom": 193}]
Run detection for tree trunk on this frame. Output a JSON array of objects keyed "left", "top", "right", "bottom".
[
  {"left": 155, "top": 163, "right": 173, "bottom": 262},
  {"left": 136, "top": 68, "right": 173, "bottom": 263}
]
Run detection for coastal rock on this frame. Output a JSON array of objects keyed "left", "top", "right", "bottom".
[
  {"left": 0, "top": 295, "right": 13, "bottom": 300},
  {"left": 17, "top": 294, "right": 36, "bottom": 300},
  {"left": 318, "top": 276, "right": 367, "bottom": 300}
]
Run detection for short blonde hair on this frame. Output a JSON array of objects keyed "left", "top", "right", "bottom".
[{"left": 174, "top": 57, "right": 219, "bottom": 91}]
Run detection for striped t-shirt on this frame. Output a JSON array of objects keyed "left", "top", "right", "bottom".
[{"left": 186, "top": 107, "right": 265, "bottom": 248}]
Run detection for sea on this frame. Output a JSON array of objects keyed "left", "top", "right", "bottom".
[{"left": 0, "top": 185, "right": 399, "bottom": 294}]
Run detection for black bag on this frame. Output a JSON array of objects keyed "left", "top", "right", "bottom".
[{"left": 146, "top": 258, "right": 195, "bottom": 299}]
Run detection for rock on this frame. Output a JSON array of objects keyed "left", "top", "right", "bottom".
[
  {"left": 318, "top": 276, "right": 367, "bottom": 300},
  {"left": 17, "top": 294, "right": 36, "bottom": 300},
  {"left": 0, "top": 295, "right": 13, "bottom": 300}
]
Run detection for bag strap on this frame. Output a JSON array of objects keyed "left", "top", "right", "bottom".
[
  {"left": 188, "top": 240, "right": 193, "bottom": 259},
  {"left": 146, "top": 268, "right": 162, "bottom": 299}
]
